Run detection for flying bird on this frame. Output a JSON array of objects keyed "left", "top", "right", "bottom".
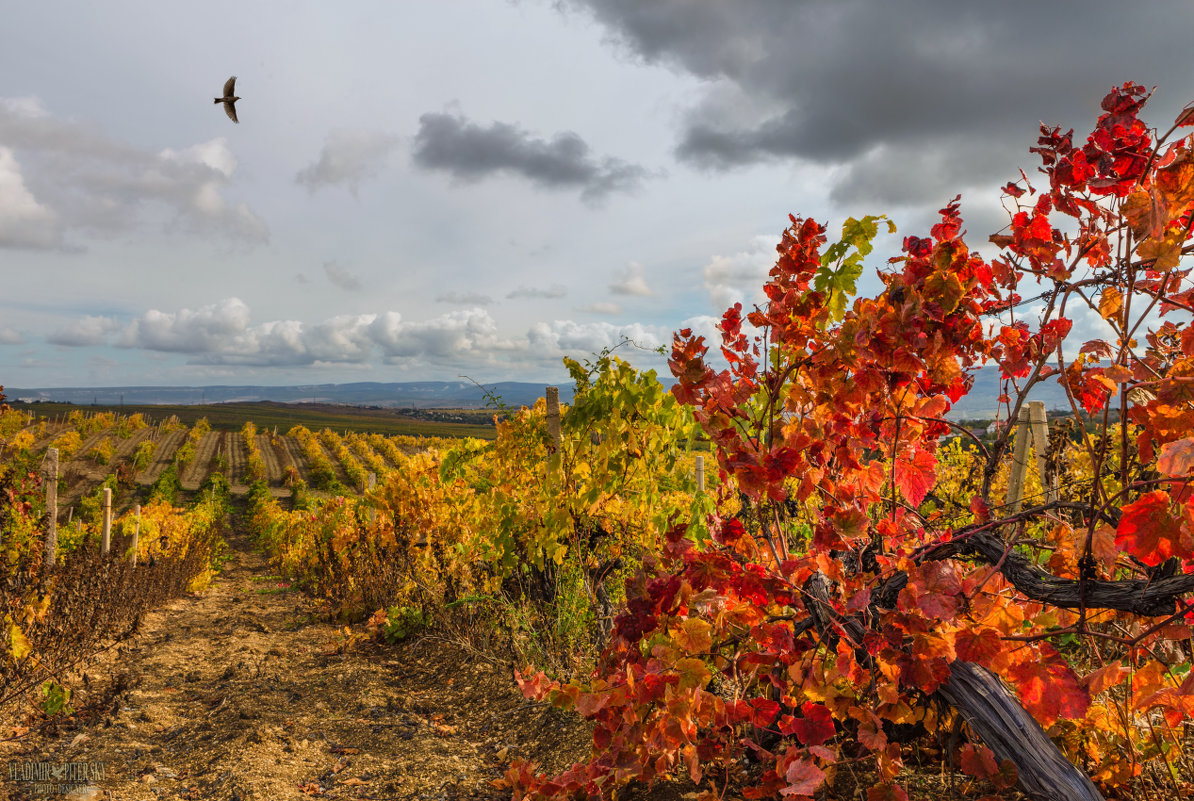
[{"left": 215, "top": 76, "right": 240, "bottom": 123}]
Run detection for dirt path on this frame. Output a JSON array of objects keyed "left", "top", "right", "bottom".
[{"left": 1, "top": 528, "right": 614, "bottom": 801}]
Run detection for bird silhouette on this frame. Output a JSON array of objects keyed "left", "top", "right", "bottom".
[{"left": 215, "top": 76, "right": 240, "bottom": 123}]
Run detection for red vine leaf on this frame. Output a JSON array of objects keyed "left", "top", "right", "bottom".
[
  {"left": 892, "top": 446, "right": 937, "bottom": 507},
  {"left": 1114, "top": 490, "right": 1183, "bottom": 565},
  {"left": 782, "top": 757, "right": 826, "bottom": 798},
  {"left": 1006, "top": 643, "right": 1090, "bottom": 727}
]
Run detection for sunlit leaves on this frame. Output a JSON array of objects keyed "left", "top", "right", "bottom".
[
  {"left": 892, "top": 446, "right": 937, "bottom": 507},
  {"left": 1114, "top": 490, "right": 1189, "bottom": 565},
  {"left": 1006, "top": 644, "right": 1090, "bottom": 728},
  {"left": 816, "top": 215, "right": 896, "bottom": 324},
  {"left": 5, "top": 616, "right": 31, "bottom": 661},
  {"left": 674, "top": 618, "right": 713, "bottom": 654},
  {"left": 496, "top": 80, "right": 1194, "bottom": 800},
  {"left": 1157, "top": 437, "right": 1194, "bottom": 476}
]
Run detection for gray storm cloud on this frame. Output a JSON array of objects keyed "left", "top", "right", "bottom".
[
  {"left": 411, "top": 111, "right": 653, "bottom": 202},
  {"left": 559, "top": 0, "right": 1194, "bottom": 205}
]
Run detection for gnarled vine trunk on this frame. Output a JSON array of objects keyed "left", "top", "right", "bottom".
[{"left": 937, "top": 661, "right": 1104, "bottom": 801}]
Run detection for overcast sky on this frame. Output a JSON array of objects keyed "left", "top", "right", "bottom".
[{"left": 2, "top": 1, "right": 1193, "bottom": 389}]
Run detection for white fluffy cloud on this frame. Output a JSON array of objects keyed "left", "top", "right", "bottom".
[
  {"left": 527, "top": 319, "right": 667, "bottom": 355},
  {"left": 0, "top": 98, "right": 267, "bottom": 248},
  {"left": 609, "top": 261, "right": 654, "bottom": 296},
  {"left": 47, "top": 315, "right": 121, "bottom": 346},
  {"left": 46, "top": 299, "right": 531, "bottom": 368},
  {"left": 701, "top": 234, "right": 778, "bottom": 315},
  {"left": 0, "top": 146, "right": 57, "bottom": 248},
  {"left": 120, "top": 298, "right": 252, "bottom": 353}
]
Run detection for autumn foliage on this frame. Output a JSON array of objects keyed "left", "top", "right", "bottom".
[{"left": 501, "top": 83, "right": 1194, "bottom": 799}]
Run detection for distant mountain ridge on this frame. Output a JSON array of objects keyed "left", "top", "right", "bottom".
[
  {"left": 7, "top": 381, "right": 577, "bottom": 409},
  {"left": 7, "top": 364, "right": 1077, "bottom": 419}
]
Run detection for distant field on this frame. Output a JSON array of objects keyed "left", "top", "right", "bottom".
[{"left": 11, "top": 400, "right": 499, "bottom": 440}]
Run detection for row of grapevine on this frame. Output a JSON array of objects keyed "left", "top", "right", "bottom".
[
  {"left": 245, "top": 352, "right": 725, "bottom": 670},
  {"left": 0, "top": 388, "right": 231, "bottom": 724},
  {"left": 318, "top": 427, "right": 369, "bottom": 492},
  {"left": 240, "top": 422, "right": 268, "bottom": 484}
]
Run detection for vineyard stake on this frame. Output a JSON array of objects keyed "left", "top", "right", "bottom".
[
  {"left": 695, "top": 455, "right": 705, "bottom": 493},
  {"left": 1027, "top": 401, "right": 1054, "bottom": 503},
  {"left": 1007, "top": 402, "right": 1052, "bottom": 513},
  {"left": 1006, "top": 409, "right": 1032, "bottom": 514},
  {"left": 101, "top": 487, "right": 112, "bottom": 554},
  {"left": 43, "top": 447, "right": 58, "bottom": 574},
  {"left": 545, "top": 387, "right": 561, "bottom": 452}
]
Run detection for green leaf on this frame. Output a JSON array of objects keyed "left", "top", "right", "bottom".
[{"left": 815, "top": 215, "right": 895, "bottom": 324}]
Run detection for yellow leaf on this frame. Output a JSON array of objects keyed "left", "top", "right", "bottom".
[
  {"left": 1121, "top": 187, "right": 1158, "bottom": 238},
  {"left": 1137, "top": 228, "right": 1185, "bottom": 271},
  {"left": 675, "top": 657, "right": 712, "bottom": 691},
  {"left": 1097, "top": 286, "right": 1122, "bottom": 322},
  {"left": 7, "top": 618, "right": 31, "bottom": 661},
  {"left": 674, "top": 618, "right": 713, "bottom": 654}
]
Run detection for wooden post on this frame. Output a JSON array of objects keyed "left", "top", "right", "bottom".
[
  {"left": 1027, "top": 401, "right": 1054, "bottom": 504},
  {"left": 131, "top": 504, "right": 141, "bottom": 565},
  {"left": 43, "top": 448, "right": 58, "bottom": 573},
  {"left": 695, "top": 455, "right": 705, "bottom": 493},
  {"left": 101, "top": 487, "right": 112, "bottom": 554},
  {"left": 1006, "top": 408, "right": 1032, "bottom": 514},
  {"left": 545, "top": 387, "right": 561, "bottom": 452}
]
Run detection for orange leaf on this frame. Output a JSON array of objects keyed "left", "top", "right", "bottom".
[
  {"left": 1157, "top": 438, "right": 1194, "bottom": 476},
  {"left": 1102, "top": 364, "right": 1133, "bottom": 384},
  {"left": 674, "top": 618, "right": 713, "bottom": 654},
  {"left": 1097, "top": 286, "right": 1123, "bottom": 321},
  {"left": 1155, "top": 144, "right": 1194, "bottom": 211},
  {"left": 1081, "top": 661, "right": 1128, "bottom": 696},
  {"left": 867, "top": 784, "right": 909, "bottom": 801},
  {"left": 1137, "top": 228, "right": 1186, "bottom": 271}
]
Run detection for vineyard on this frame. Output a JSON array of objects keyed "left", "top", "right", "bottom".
[{"left": 4, "top": 82, "right": 1194, "bottom": 801}]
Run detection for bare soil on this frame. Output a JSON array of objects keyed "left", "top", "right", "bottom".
[{"left": 0, "top": 528, "right": 639, "bottom": 801}]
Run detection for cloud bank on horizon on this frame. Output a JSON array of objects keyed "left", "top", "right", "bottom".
[{"left": 1, "top": 0, "right": 1192, "bottom": 388}]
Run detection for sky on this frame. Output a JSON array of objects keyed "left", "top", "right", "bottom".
[{"left": 2, "top": 1, "right": 1193, "bottom": 390}]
